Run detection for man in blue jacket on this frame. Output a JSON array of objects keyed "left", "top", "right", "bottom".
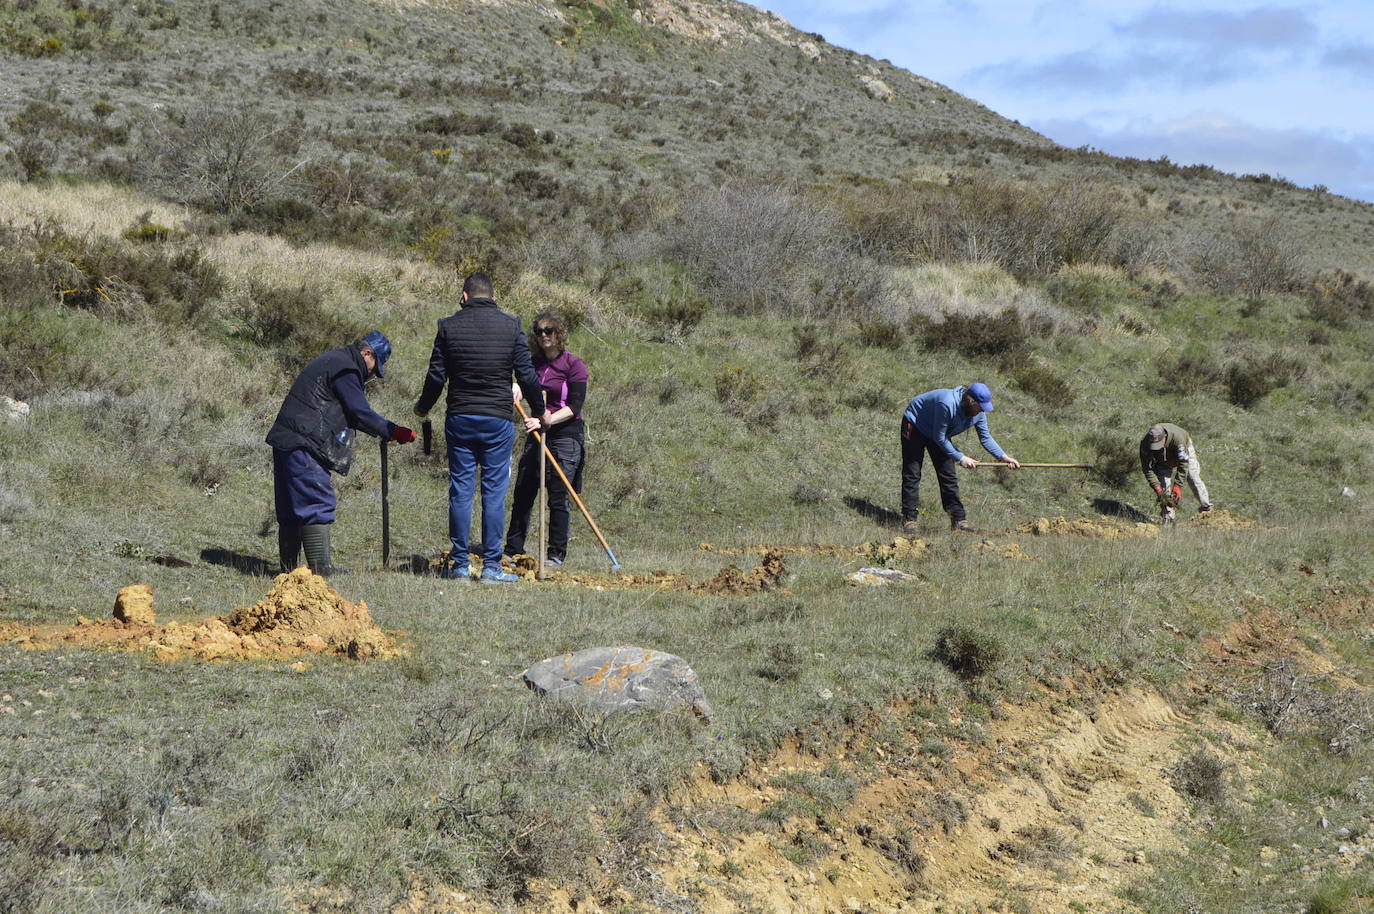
[
  {"left": 414, "top": 273, "right": 548, "bottom": 584},
  {"left": 266, "top": 331, "right": 416, "bottom": 575},
  {"left": 901, "top": 382, "right": 1019, "bottom": 533}
]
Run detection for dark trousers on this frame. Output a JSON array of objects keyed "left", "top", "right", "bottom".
[
  {"left": 900, "top": 419, "right": 964, "bottom": 522},
  {"left": 505, "top": 432, "right": 583, "bottom": 560},
  {"left": 272, "top": 447, "right": 335, "bottom": 526}
]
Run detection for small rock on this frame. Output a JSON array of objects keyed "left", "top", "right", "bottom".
[
  {"left": 1338, "top": 827, "right": 1350, "bottom": 837},
  {"left": 846, "top": 567, "right": 918, "bottom": 586},
  {"left": 113, "top": 584, "right": 156, "bottom": 625},
  {"left": 817, "top": 688, "right": 834, "bottom": 701},
  {"left": 1, "top": 396, "right": 29, "bottom": 423},
  {"left": 1338, "top": 845, "right": 1352, "bottom": 854},
  {"left": 1340, "top": 487, "right": 1355, "bottom": 498}
]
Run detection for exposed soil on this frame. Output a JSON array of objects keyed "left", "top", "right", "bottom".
[
  {"left": 1193, "top": 508, "right": 1261, "bottom": 529},
  {"left": 0, "top": 568, "right": 401, "bottom": 661},
  {"left": 1018, "top": 515, "right": 1160, "bottom": 539},
  {"left": 698, "top": 537, "right": 931, "bottom": 560},
  {"left": 505, "top": 552, "right": 790, "bottom": 594}
]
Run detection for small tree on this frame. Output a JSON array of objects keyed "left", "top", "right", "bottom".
[{"left": 144, "top": 104, "right": 305, "bottom": 213}]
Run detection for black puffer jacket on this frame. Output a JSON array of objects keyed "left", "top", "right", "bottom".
[
  {"left": 266, "top": 344, "right": 367, "bottom": 473},
  {"left": 415, "top": 298, "right": 545, "bottom": 419}
]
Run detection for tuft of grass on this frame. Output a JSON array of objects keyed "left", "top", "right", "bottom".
[{"left": 931, "top": 625, "right": 1005, "bottom": 680}]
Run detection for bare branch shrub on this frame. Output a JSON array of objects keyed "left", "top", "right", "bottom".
[
  {"left": 1187, "top": 215, "right": 1308, "bottom": 297},
  {"left": 671, "top": 183, "right": 880, "bottom": 319},
  {"left": 143, "top": 104, "right": 304, "bottom": 213}
]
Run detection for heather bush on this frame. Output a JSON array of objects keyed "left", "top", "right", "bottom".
[
  {"left": 235, "top": 281, "right": 367, "bottom": 370},
  {"left": 1225, "top": 351, "right": 1306, "bottom": 409}
]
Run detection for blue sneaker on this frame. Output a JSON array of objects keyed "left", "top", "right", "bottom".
[
  {"left": 480, "top": 567, "right": 520, "bottom": 584},
  {"left": 545, "top": 556, "right": 564, "bottom": 568},
  {"left": 439, "top": 564, "right": 471, "bottom": 581}
]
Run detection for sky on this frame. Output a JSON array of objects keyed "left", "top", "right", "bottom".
[{"left": 750, "top": 0, "right": 1374, "bottom": 202}]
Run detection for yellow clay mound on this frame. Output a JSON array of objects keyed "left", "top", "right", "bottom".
[
  {"left": 1019, "top": 516, "right": 1159, "bottom": 539},
  {"left": 977, "top": 539, "right": 1033, "bottom": 560},
  {"left": 1193, "top": 508, "right": 1259, "bottom": 528},
  {"left": 0, "top": 569, "right": 401, "bottom": 662}
]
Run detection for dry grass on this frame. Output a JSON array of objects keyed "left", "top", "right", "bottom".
[{"left": 0, "top": 179, "right": 193, "bottom": 237}]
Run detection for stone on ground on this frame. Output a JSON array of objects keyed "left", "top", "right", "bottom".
[
  {"left": 523, "top": 646, "right": 712, "bottom": 721},
  {"left": 846, "top": 567, "right": 919, "bottom": 586}
]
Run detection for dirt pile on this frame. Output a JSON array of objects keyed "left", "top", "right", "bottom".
[
  {"left": 1193, "top": 508, "right": 1259, "bottom": 529},
  {"left": 698, "top": 537, "right": 931, "bottom": 560},
  {"left": 690, "top": 550, "right": 788, "bottom": 595},
  {"left": 977, "top": 539, "right": 1033, "bottom": 560},
  {"left": 0, "top": 569, "right": 401, "bottom": 661},
  {"left": 113, "top": 584, "right": 156, "bottom": 624},
  {"left": 1020, "top": 515, "right": 1159, "bottom": 539}
]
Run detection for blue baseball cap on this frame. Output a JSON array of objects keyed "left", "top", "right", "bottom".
[
  {"left": 968, "top": 382, "right": 994, "bottom": 412},
  {"left": 361, "top": 330, "right": 392, "bottom": 377}
]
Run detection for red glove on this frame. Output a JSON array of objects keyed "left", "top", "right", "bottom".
[
  {"left": 390, "top": 426, "right": 416, "bottom": 444},
  {"left": 1151, "top": 484, "right": 1164, "bottom": 496},
  {"left": 1170, "top": 484, "right": 1182, "bottom": 505}
]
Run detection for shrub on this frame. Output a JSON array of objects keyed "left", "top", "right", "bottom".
[
  {"left": 931, "top": 625, "right": 1003, "bottom": 679},
  {"left": 917, "top": 307, "right": 1039, "bottom": 361},
  {"left": 1225, "top": 352, "right": 1306, "bottom": 409},
  {"left": 854, "top": 313, "right": 904, "bottom": 349},
  {"left": 714, "top": 365, "right": 761, "bottom": 413},
  {"left": 144, "top": 104, "right": 302, "bottom": 213},
  {"left": 1170, "top": 750, "right": 1227, "bottom": 805},
  {"left": 1086, "top": 431, "right": 1137, "bottom": 489},
  {"left": 1189, "top": 215, "right": 1308, "bottom": 297},
  {"left": 1305, "top": 270, "right": 1374, "bottom": 328},
  {"left": 236, "top": 282, "right": 368, "bottom": 370},
  {"left": 1157, "top": 350, "right": 1223, "bottom": 397},
  {"left": 1011, "top": 362, "right": 1075, "bottom": 409}
]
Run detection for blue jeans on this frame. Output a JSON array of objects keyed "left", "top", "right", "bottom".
[{"left": 446, "top": 414, "right": 516, "bottom": 570}]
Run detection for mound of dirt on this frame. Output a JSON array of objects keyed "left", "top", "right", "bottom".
[
  {"left": 1019, "top": 515, "right": 1158, "bottom": 539},
  {"left": 1193, "top": 508, "right": 1259, "bottom": 529},
  {"left": 113, "top": 584, "right": 156, "bottom": 624},
  {"left": 977, "top": 539, "right": 1033, "bottom": 560},
  {"left": 690, "top": 550, "right": 788, "bottom": 595},
  {"left": 0, "top": 569, "right": 401, "bottom": 662},
  {"left": 697, "top": 538, "right": 931, "bottom": 561}
]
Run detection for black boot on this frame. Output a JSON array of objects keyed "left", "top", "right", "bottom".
[
  {"left": 301, "top": 524, "right": 348, "bottom": 576},
  {"left": 278, "top": 525, "right": 303, "bottom": 573}
]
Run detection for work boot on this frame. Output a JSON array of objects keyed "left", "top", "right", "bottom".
[
  {"left": 951, "top": 519, "right": 976, "bottom": 533},
  {"left": 901, "top": 520, "right": 920, "bottom": 535},
  {"left": 1199, "top": 504, "right": 1213, "bottom": 513},
  {"left": 300, "top": 524, "right": 348, "bottom": 576},
  {"left": 277, "top": 524, "right": 303, "bottom": 573}
]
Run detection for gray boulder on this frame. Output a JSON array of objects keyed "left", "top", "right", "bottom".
[{"left": 523, "top": 646, "right": 712, "bottom": 721}]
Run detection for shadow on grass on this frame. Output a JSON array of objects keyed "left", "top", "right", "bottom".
[
  {"left": 844, "top": 496, "right": 902, "bottom": 527},
  {"left": 392, "top": 554, "right": 439, "bottom": 576},
  {"left": 1091, "top": 498, "right": 1152, "bottom": 524},
  {"left": 199, "top": 548, "right": 276, "bottom": 577}
]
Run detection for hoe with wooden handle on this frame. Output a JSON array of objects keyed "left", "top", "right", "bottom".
[{"left": 514, "top": 400, "right": 621, "bottom": 572}]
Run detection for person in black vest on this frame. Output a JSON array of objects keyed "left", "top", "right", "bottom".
[
  {"left": 266, "top": 331, "right": 416, "bottom": 575},
  {"left": 413, "top": 273, "right": 548, "bottom": 583}
]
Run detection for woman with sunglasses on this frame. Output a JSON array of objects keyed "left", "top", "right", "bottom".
[{"left": 505, "top": 312, "right": 589, "bottom": 566}]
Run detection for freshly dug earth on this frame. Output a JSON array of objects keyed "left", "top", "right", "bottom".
[
  {"left": 0, "top": 568, "right": 401, "bottom": 661},
  {"left": 1019, "top": 515, "right": 1159, "bottom": 539},
  {"left": 507, "top": 552, "right": 789, "bottom": 594},
  {"left": 1193, "top": 508, "right": 1260, "bottom": 529},
  {"left": 698, "top": 537, "right": 931, "bottom": 559}
]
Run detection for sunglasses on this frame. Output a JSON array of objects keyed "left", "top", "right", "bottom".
[{"left": 534, "top": 326, "right": 558, "bottom": 336}]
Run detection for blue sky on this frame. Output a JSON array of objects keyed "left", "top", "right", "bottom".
[{"left": 751, "top": 1, "right": 1374, "bottom": 202}]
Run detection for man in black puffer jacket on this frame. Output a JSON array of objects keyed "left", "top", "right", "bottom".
[
  {"left": 414, "top": 273, "right": 548, "bottom": 583},
  {"left": 267, "top": 331, "right": 416, "bottom": 575}
]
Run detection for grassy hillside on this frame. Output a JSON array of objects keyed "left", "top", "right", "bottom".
[{"left": 2, "top": 0, "right": 1374, "bottom": 911}]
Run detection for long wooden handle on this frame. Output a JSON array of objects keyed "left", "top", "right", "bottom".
[
  {"left": 380, "top": 438, "right": 390, "bottom": 567},
  {"left": 538, "top": 439, "right": 547, "bottom": 581},
  {"left": 971, "top": 462, "right": 1093, "bottom": 469},
  {"left": 514, "top": 400, "right": 620, "bottom": 571}
]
